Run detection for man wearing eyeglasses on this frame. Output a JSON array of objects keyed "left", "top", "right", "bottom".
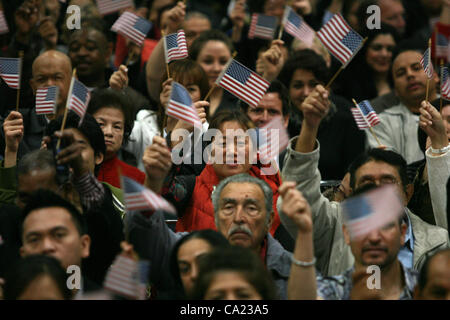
[{"left": 279, "top": 83, "right": 449, "bottom": 277}]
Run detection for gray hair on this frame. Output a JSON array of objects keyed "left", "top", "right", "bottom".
[
  {"left": 17, "top": 149, "right": 55, "bottom": 177},
  {"left": 212, "top": 174, "right": 273, "bottom": 227}
]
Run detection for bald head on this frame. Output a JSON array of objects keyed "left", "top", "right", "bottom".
[{"left": 30, "top": 50, "right": 73, "bottom": 116}]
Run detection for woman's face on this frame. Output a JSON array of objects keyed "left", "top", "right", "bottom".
[
  {"left": 178, "top": 238, "right": 212, "bottom": 295},
  {"left": 93, "top": 107, "right": 125, "bottom": 161},
  {"left": 183, "top": 83, "right": 201, "bottom": 102},
  {"left": 196, "top": 40, "right": 231, "bottom": 87},
  {"left": 204, "top": 271, "right": 263, "bottom": 300},
  {"left": 211, "top": 121, "right": 254, "bottom": 180},
  {"left": 366, "top": 34, "right": 396, "bottom": 74}
]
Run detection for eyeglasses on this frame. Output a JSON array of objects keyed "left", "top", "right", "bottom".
[
  {"left": 358, "top": 176, "right": 399, "bottom": 187},
  {"left": 369, "top": 44, "right": 396, "bottom": 53}
]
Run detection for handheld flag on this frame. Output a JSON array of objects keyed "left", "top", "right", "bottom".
[
  {"left": 341, "top": 184, "right": 404, "bottom": 239},
  {"left": 0, "top": 10, "right": 9, "bottom": 35},
  {"left": 351, "top": 100, "right": 380, "bottom": 130},
  {"left": 420, "top": 47, "right": 434, "bottom": 79},
  {"left": 435, "top": 32, "right": 449, "bottom": 59},
  {"left": 317, "top": 13, "right": 364, "bottom": 67},
  {"left": 0, "top": 57, "right": 21, "bottom": 89},
  {"left": 122, "top": 176, "right": 176, "bottom": 214},
  {"left": 258, "top": 116, "right": 289, "bottom": 163},
  {"left": 282, "top": 6, "right": 315, "bottom": 46},
  {"left": 216, "top": 58, "right": 270, "bottom": 107},
  {"left": 95, "top": 0, "right": 134, "bottom": 16},
  {"left": 167, "top": 82, "right": 202, "bottom": 128},
  {"left": 111, "top": 12, "right": 152, "bottom": 46},
  {"left": 441, "top": 67, "right": 450, "bottom": 100},
  {"left": 36, "top": 86, "right": 59, "bottom": 115},
  {"left": 163, "top": 30, "right": 188, "bottom": 63},
  {"left": 248, "top": 14, "right": 277, "bottom": 40},
  {"left": 67, "top": 78, "right": 90, "bottom": 124}
]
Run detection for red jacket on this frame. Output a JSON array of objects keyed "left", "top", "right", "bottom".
[
  {"left": 175, "top": 164, "right": 281, "bottom": 235},
  {"left": 97, "top": 155, "right": 146, "bottom": 188}
]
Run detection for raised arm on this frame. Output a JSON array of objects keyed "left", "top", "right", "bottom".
[{"left": 3, "top": 111, "right": 24, "bottom": 168}]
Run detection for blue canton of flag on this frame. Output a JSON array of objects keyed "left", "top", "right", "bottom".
[
  {"left": 216, "top": 59, "right": 270, "bottom": 107},
  {"left": 0, "top": 57, "right": 21, "bottom": 89},
  {"left": 68, "top": 78, "right": 90, "bottom": 124},
  {"left": 36, "top": 86, "right": 59, "bottom": 115},
  {"left": 111, "top": 12, "right": 152, "bottom": 46},
  {"left": 441, "top": 67, "right": 450, "bottom": 100},
  {"left": 317, "top": 13, "right": 363, "bottom": 67},
  {"left": 248, "top": 14, "right": 277, "bottom": 40},
  {"left": 351, "top": 100, "right": 380, "bottom": 130},
  {"left": 420, "top": 47, "right": 434, "bottom": 79},
  {"left": 167, "top": 82, "right": 202, "bottom": 128},
  {"left": 282, "top": 6, "right": 315, "bottom": 46},
  {"left": 436, "top": 32, "right": 449, "bottom": 58},
  {"left": 96, "top": 0, "right": 134, "bottom": 16},
  {"left": 164, "top": 30, "right": 188, "bottom": 63}
]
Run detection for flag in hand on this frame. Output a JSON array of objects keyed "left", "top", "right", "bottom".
[
  {"left": 282, "top": 6, "right": 315, "bottom": 46},
  {"left": 0, "top": 57, "right": 21, "bottom": 89},
  {"left": 420, "top": 47, "right": 434, "bottom": 79},
  {"left": 111, "top": 12, "right": 152, "bottom": 46},
  {"left": 248, "top": 14, "right": 277, "bottom": 40},
  {"left": 341, "top": 184, "right": 404, "bottom": 239},
  {"left": 122, "top": 176, "right": 176, "bottom": 214},
  {"left": 216, "top": 59, "right": 270, "bottom": 107},
  {"left": 258, "top": 116, "right": 289, "bottom": 163},
  {"left": 435, "top": 32, "right": 449, "bottom": 59},
  {"left": 317, "top": 13, "right": 364, "bottom": 67},
  {"left": 0, "top": 10, "right": 9, "bottom": 35},
  {"left": 67, "top": 78, "right": 90, "bottom": 124},
  {"left": 163, "top": 30, "right": 188, "bottom": 63},
  {"left": 167, "top": 82, "right": 202, "bottom": 128},
  {"left": 95, "top": 0, "right": 134, "bottom": 16},
  {"left": 351, "top": 100, "right": 380, "bottom": 130},
  {"left": 441, "top": 67, "right": 450, "bottom": 100},
  {"left": 36, "top": 86, "right": 59, "bottom": 115}
]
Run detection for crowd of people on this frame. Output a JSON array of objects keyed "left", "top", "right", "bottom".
[{"left": 0, "top": 0, "right": 449, "bottom": 301}]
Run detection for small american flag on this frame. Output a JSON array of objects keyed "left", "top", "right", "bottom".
[
  {"left": 0, "top": 10, "right": 9, "bottom": 35},
  {"left": 163, "top": 30, "right": 188, "bottom": 63},
  {"left": 36, "top": 86, "right": 59, "bottom": 115},
  {"left": 67, "top": 78, "right": 90, "bottom": 123},
  {"left": 420, "top": 47, "right": 434, "bottom": 79},
  {"left": 282, "top": 6, "right": 315, "bottom": 46},
  {"left": 351, "top": 100, "right": 380, "bottom": 130},
  {"left": 111, "top": 12, "right": 152, "bottom": 47},
  {"left": 216, "top": 59, "right": 270, "bottom": 107},
  {"left": 317, "top": 13, "right": 364, "bottom": 67},
  {"left": 342, "top": 184, "right": 403, "bottom": 239},
  {"left": 103, "top": 255, "right": 150, "bottom": 300},
  {"left": 122, "top": 176, "right": 176, "bottom": 214},
  {"left": 441, "top": 67, "right": 450, "bottom": 100},
  {"left": 0, "top": 57, "right": 21, "bottom": 89},
  {"left": 95, "top": 0, "right": 134, "bottom": 16},
  {"left": 248, "top": 14, "right": 277, "bottom": 40},
  {"left": 258, "top": 116, "right": 289, "bottom": 163},
  {"left": 435, "top": 32, "right": 449, "bottom": 58},
  {"left": 167, "top": 82, "right": 202, "bottom": 128}
]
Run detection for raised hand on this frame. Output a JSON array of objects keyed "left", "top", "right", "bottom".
[
  {"left": 160, "top": 78, "right": 173, "bottom": 108},
  {"left": 15, "top": 0, "right": 40, "bottom": 41},
  {"left": 419, "top": 100, "right": 448, "bottom": 150},
  {"left": 143, "top": 136, "right": 172, "bottom": 181},
  {"left": 292, "top": 0, "right": 312, "bottom": 16},
  {"left": 3, "top": 111, "right": 24, "bottom": 168},
  {"left": 53, "top": 129, "right": 88, "bottom": 178},
  {"left": 258, "top": 39, "right": 285, "bottom": 82},
  {"left": 300, "top": 84, "right": 330, "bottom": 129},
  {"left": 109, "top": 65, "right": 129, "bottom": 91},
  {"left": 279, "top": 181, "right": 313, "bottom": 234},
  {"left": 164, "top": 1, "right": 186, "bottom": 34},
  {"left": 38, "top": 17, "right": 58, "bottom": 50}
]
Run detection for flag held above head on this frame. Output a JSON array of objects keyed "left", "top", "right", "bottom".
[
  {"left": 420, "top": 47, "right": 434, "bottom": 79},
  {"left": 258, "top": 116, "right": 289, "bottom": 164},
  {"left": 163, "top": 30, "right": 188, "bottom": 64},
  {"left": 282, "top": 6, "right": 315, "bottom": 46},
  {"left": 248, "top": 14, "right": 277, "bottom": 40},
  {"left": 167, "top": 81, "right": 202, "bottom": 128},
  {"left": 341, "top": 184, "right": 404, "bottom": 239},
  {"left": 95, "top": 0, "right": 134, "bottom": 16},
  {"left": 111, "top": 12, "right": 152, "bottom": 47},
  {"left": 216, "top": 58, "right": 270, "bottom": 108},
  {"left": 0, "top": 57, "right": 21, "bottom": 89},
  {"left": 441, "top": 67, "right": 450, "bottom": 100},
  {"left": 316, "top": 13, "right": 364, "bottom": 67},
  {"left": 36, "top": 86, "right": 59, "bottom": 115},
  {"left": 67, "top": 78, "right": 91, "bottom": 125}
]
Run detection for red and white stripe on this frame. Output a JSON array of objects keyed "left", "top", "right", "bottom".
[
  {"left": 317, "top": 14, "right": 353, "bottom": 65},
  {"left": 104, "top": 255, "right": 139, "bottom": 299},
  {"left": 96, "top": 0, "right": 133, "bottom": 16},
  {"left": 167, "top": 101, "right": 202, "bottom": 128},
  {"left": 218, "top": 73, "right": 269, "bottom": 107}
]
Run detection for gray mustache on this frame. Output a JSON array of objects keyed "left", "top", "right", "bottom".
[{"left": 228, "top": 225, "right": 252, "bottom": 237}]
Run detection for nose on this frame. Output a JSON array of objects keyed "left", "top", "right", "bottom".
[
  {"left": 233, "top": 205, "right": 246, "bottom": 224},
  {"left": 77, "top": 46, "right": 89, "bottom": 57},
  {"left": 367, "top": 229, "right": 382, "bottom": 243},
  {"left": 303, "top": 85, "right": 313, "bottom": 98},
  {"left": 103, "top": 124, "right": 113, "bottom": 137},
  {"left": 190, "top": 262, "right": 199, "bottom": 284},
  {"left": 212, "top": 61, "right": 222, "bottom": 73},
  {"left": 262, "top": 110, "right": 269, "bottom": 122},
  {"left": 41, "top": 237, "right": 56, "bottom": 255}
]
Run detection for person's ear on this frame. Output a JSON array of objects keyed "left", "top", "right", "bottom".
[
  {"left": 400, "top": 221, "right": 407, "bottom": 246},
  {"left": 80, "top": 234, "right": 91, "bottom": 259},
  {"left": 343, "top": 224, "right": 351, "bottom": 246},
  {"left": 405, "top": 184, "right": 414, "bottom": 204},
  {"left": 95, "top": 152, "right": 104, "bottom": 166},
  {"left": 265, "top": 210, "right": 275, "bottom": 233},
  {"left": 283, "top": 115, "right": 289, "bottom": 128}
]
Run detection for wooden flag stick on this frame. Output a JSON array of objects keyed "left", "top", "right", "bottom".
[
  {"left": 277, "top": 24, "right": 284, "bottom": 40},
  {"left": 352, "top": 98, "right": 382, "bottom": 147},
  {"left": 15, "top": 51, "right": 24, "bottom": 111},
  {"left": 440, "top": 59, "right": 444, "bottom": 111},
  {"left": 426, "top": 38, "right": 432, "bottom": 102},
  {"left": 56, "top": 69, "right": 77, "bottom": 150},
  {"left": 161, "top": 30, "right": 171, "bottom": 79},
  {"left": 325, "top": 67, "right": 343, "bottom": 90}
]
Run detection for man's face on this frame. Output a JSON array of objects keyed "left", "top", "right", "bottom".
[
  {"left": 442, "top": 105, "right": 450, "bottom": 141},
  {"left": 379, "top": 0, "right": 406, "bottom": 36},
  {"left": 246, "top": 92, "right": 288, "bottom": 128},
  {"left": 216, "top": 182, "right": 272, "bottom": 252},
  {"left": 68, "top": 29, "right": 109, "bottom": 80},
  {"left": 264, "top": 0, "right": 286, "bottom": 21},
  {"left": 184, "top": 17, "right": 211, "bottom": 48},
  {"left": 392, "top": 51, "right": 432, "bottom": 107},
  {"left": 289, "top": 69, "right": 320, "bottom": 109},
  {"left": 17, "top": 169, "right": 59, "bottom": 209},
  {"left": 346, "top": 221, "right": 406, "bottom": 269},
  {"left": 30, "top": 52, "right": 72, "bottom": 112},
  {"left": 92, "top": 107, "right": 125, "bottom": 161},
  {"left": 21, "top": 207, "right": 90, "bottom": 269},
  {"left": 68, "top": 128, "right": 103, "bottom": 173},
  {"left": 416, "top": 254, "right": 450, "bottom": 300}
]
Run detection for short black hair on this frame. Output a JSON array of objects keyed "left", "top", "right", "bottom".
[
  {"left": 278, "top": 49, "right": 329, "bottom": 88},
  {"left": 3, "top": 255, "right": 72, "bottom": 300},
  {"left": 348, "top": 148, "right": 409, "bottom": 192},
  {"left": 418, "top": 248, "right": 450, "bottom": 291},
  {"left": 21, "top": 189, "right": 87, "bottom": 236},
  {"left": 87, "top": 88, "right": 134, "bottom": 146}
]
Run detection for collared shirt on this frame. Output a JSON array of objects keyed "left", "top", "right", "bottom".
[
  {"left": 398, "top": 212, "right": 414, "bottom": 269},
  {"left": 316, "top": 263, "right": 418, "bottom": 300}
]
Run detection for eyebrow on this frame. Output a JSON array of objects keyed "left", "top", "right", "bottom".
[{"left": 25, "top": 226, "right": 68, "bottom": 239}]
